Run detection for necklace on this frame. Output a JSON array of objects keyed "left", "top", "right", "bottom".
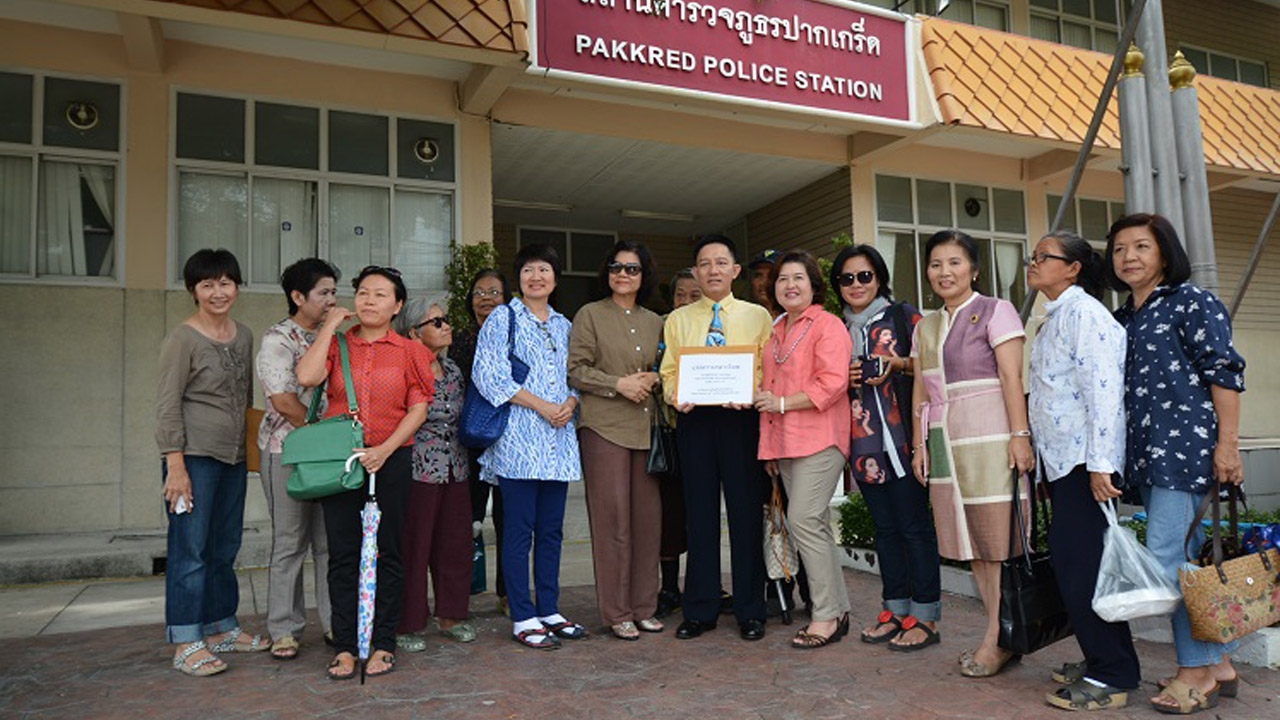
[{"left": 772, "top": 317, "right": 814, "bottom": 365}]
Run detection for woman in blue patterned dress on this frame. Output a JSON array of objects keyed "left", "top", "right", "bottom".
[
  {"left": 472, "top": 244, "right": 585, "bottom": 650},
  {"left": 1106, "top": 213, "right": 1246, "bottom": 714}
]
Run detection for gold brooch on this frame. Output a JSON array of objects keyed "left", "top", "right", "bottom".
[{"left": 970, "top": 313, "right": 980, "bottom": 325}]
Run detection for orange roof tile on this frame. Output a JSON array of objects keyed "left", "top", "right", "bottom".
[
  {"left": 155, "top": 0, "right": 528, "bottom": 55},
  {"left": 920, "top": 17, "right": 1280, "bottom": 177}
]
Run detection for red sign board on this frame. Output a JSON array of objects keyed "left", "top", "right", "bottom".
[{"left": 532, "top": 0, "right": 914, "bottom": 124}]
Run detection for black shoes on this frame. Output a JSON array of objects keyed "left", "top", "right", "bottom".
[
  {"left": 655, "top": 589, "right": 682, "bottom": 619},
  {"left": 739, "top": 619, "right": 766, "bottom": 641},
  {"left": 675, "top": 619, "right": 717, "bottom": 640}
]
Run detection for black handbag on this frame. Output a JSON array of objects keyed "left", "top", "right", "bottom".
[
  {"left": 997, "top": 469, "right": 1074, "bottom": 655},
  {"left": 459, "top": 305, "right": 530, "bottom": 450},
  {"left": 645, "top": 389, "right": 679, "bottom": 480}
]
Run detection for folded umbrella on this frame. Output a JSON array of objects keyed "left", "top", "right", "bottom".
[{"left": 351, "top": 453, "right": 381, "bottom": 684}]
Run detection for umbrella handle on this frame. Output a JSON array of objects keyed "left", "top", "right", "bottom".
[{"left": 345, "top": 452, "right": 378, "bottom": 497}]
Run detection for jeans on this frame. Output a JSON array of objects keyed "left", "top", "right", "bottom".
[
  {"left": 858, "top": 476, "right": 942, "bottom": 622},
  {"left": 499, "top": 478, "right": 569, "bottom": 623},
  {"left": 164, "top": 455, "right": 247, "bottom": 644},
  {"left": 1141, "top": 484, "right": 1240, "bottom": 667}
]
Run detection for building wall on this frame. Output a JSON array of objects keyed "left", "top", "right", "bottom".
[
  {"left": 744, "top": 168, "right": 853, "bottom": 261},
  {"left": 1163, "top": 0, "right": 1280, "bottom": 89},
  {"left": 0, "top": 18, "right": 484, "bottom": 534}
]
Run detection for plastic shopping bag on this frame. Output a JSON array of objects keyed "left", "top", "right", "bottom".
[{"left": 1092, "top": 501, "right": 1182, "bottom": 622}]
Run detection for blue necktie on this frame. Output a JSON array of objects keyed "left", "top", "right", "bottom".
[{"left": 706, "top": 303, "right": 726, "bottom": 347}]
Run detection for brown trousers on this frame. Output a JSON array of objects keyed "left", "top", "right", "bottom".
[
  {"left": 579, "top": 428, "right": 662, "bottom": 625},
  {"left": 397, "top": 479, "right": 472, "bottom": 633}
]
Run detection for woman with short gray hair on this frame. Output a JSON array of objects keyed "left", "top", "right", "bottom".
[{"left": 394, "top": 294, "right": 477, "bottom": 651}]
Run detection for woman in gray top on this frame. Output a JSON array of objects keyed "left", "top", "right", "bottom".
[{"left": 156, "top": 249, "right": 270, "bottom": 676}]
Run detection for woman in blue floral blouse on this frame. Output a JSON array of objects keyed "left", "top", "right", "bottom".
[
  {"left": 1106, "top": 213, "right": 1246, "bottom": 715},
  {"left": 393, "top": 295, "right": 475, "bottom": 653},
  {"left": 473, "top": 244, "right": 584, "bottom": 650}
]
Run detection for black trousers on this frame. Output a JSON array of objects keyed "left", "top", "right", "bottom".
[
  {"left": 468, "top": 451, "right": 506, "bottom": 598},
  {"left": 1047, "top": 464, "right": 1141, "bottom": 689},
  {"left": 676, "top": 406, "right": 766, "bottom": 624},
  {"left": 321, "top": 447, "right": 411, "bottom": 656}
]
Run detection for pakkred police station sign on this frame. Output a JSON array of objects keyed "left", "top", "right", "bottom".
[{"left": 531, "top": 0, "right": 914, "bottom": 124}]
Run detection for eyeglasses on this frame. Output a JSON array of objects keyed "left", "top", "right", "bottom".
[
  {"left": 471, "top": 288, "right": 503, "bottom": 298},
  {"left": 359, "top": 265, "right": 402, "bottom": 278},
  {"left": 836, "top": 271, "right": 877, "bottom": 287},
  {"left": 607, "top": 262, "right": 642, "bottom": 277},
  {"left": 1024, "top": 252, "right": 1072, "bottom": 267},
  {"left": 414, "top": 317, "right": 449, "bottom": 331}
]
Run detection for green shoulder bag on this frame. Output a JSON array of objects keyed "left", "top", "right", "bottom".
[{"left": 281, "top": 334, "right": 365, "bottom": 500}]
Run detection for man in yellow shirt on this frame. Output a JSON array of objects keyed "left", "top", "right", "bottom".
[{"left": 660, "top": 236, "right": 773, "bottom": 641}]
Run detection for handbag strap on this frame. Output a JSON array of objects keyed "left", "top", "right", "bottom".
[
  {"left": 1185, "top": 484, "right": 1248, "bottom": 569},
  {"left": 506, "top": 303, "right": 519, "bottom": 364},
  {"left": 302, "top": 333, "right": 358, "bottom": 423},
  {"left": 1008, "top": 467, "right": 1042, "bottom": 567}
]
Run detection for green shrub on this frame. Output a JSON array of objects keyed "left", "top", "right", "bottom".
[
  {"left": 837, "top": 493, "right": 877, "bottom": 548},
  {"left": 444, "top": 240, "right": 498, "bottom": 331}
]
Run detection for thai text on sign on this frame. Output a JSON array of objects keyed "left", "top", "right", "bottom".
[{"left": 534, "top": 0, "right": 913, "bottom": 123}]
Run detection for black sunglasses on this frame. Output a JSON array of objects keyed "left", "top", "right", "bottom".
[
  {"left": 836, "top": 270, "right": 877, "bottom": 287},
  {"left": 414, "top": 317, "right": 449, "bottom": 330},
  {"left": 607, "top": 262, "right": 642, "bottom": 277},
  {"left": 359, "top": 265, "right": 402, "bottom": 278}
]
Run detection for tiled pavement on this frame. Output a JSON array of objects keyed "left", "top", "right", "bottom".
[{"left": 2, "top": 561, "right": 1277, "bottom": 719}]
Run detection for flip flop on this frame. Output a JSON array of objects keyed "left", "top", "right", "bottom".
[
  {"left": 327, "top": 653, "right": 357, "bottom": 681},
  {"left": 513, "top": 628, "right": 560, "bottom": 650},
  {"left": 887, "top": 617, "right": 940, "bottom": 653},
  {"left": 860, "top": 610, "right": 902, "bottom": 644},
  {"left": 365, "top": 651, "right": 396, "bottom": 678}
]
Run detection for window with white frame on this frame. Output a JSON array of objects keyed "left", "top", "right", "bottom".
[
  {"left": 0, "top": 71, "right": 122, "bottom": 281},
  {"left": 875, "top": 175, "right": 1027, "bottom": 310},
  {"left": 1046, "top": 193, "right": 1127, "bottom": 309},
  {"left": 1178, "top": 46, "right": 1268, "bottom": 88},
  {"left": 862, "top": 0, "right": 1009, "bottom": 30},
  {"left": 173, "top": 91, "right": 456, "bottom": 290},
  {"left": 1029, "top": 0, "right": 1120, "bottom": 53}
]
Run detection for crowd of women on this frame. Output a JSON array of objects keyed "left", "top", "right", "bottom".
[{"left": 156, "top": 211, "right": 1245, "bottom": 714}]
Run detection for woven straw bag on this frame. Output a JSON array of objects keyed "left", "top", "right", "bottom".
[{"left": 1179, "top": 486, "right": 1280, "bottom": 643}]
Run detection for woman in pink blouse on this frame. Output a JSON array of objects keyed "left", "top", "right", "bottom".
[{"left": 754, "top": 251, "right": 853, "bottom": 649}]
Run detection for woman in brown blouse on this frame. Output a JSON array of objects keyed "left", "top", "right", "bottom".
[
  {"left": 392, "top": 294, "right": 476, "bottom": 651},
  {"left": 568, "top": 241, "right": 665, "bottom": 640}
]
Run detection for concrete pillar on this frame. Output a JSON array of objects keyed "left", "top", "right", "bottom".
[
  {"left": 1135, "top": 0, "right": 1186, "bottom": 241},
  {"left": 1118, "top": 43, "right": 1154, "bottom": 215},
  {"left": 1170, "top": 52, "right": 1218, "bottom": 292}
]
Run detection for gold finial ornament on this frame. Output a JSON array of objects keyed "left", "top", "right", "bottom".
[
  {"left": 1169, "top": 50, "right": 1196, "bottom": 89},
  {"left": 1123, "top": 42, "right": 1145, "bottom": 78}
]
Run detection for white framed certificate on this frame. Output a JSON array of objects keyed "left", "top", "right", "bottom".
[{"left": 675, "top": 346, "right": 757, "bottom": 406}]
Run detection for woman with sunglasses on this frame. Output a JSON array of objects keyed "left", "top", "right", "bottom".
[
  {"left": 451, "top": 269, "right": 512, "bottom": 612},
  {"left": 473, "top": 244, "right": 585, "bottom": 650},
  {"left": 296, "top": 265, "right": 435, "bottom": 680},
  {"left": 568, "top": 241, "right": 665, "bottom": 640},
  {"left": 831, "top": 244, "right": 941, "bottom": 652},
  {"left": 391, "top": 295, "right": 476, "bottom": 653}
]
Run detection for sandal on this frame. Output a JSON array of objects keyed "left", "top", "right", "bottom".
[
  {"left": 1151, "top": 679, "right": 1219, "bottom": 715},
  {"left": 1052, "top": 661, "right": 1087, "bottom": 685},
  {"left": 611, "top": 621, "right": 640, "bottom": 641},
  {"left": 172, "top": 640, "right": 227, "bottom": 677},
  {"left": 439, "top": 622, "right": 478, "bottom": 643},
  {"left": 1158, "top": 675, "right": 1237, "bottom": 699},
  {"left": 270, "top": 635, "right": 300, "bottom": 661},
  {"left": 636, "top": 617, "right": 664, "bottom": 633},
  {"left": 208, "top": 627, "right": 271, "bottom": 653},
  {"left": 887, "top": 616, "right": 940, "bottom": 653},
  {"left": 513, "top": 628, "right": 560, "bottom": 650},
  {"left": 1046, "top": 679, "right": 1129, "bottom": 711},
  {"left": 958, "top": 648, "right": 1021, "bottom": 678},
  {"left": 860, "top": 610, "right": 902, "bottom": 644},
  {"left": 543, "top": 620, "right": 588, "bottom": 640},
  {"left": 327, "top": 652, "right": 357, "bottom": 681},
  {"left": 365, "top": 650, "right": 396, "bottom": 678},
  {"left": 791, "top": 614, "right": 848, "bottom": 650},
  {"left": 396, "top": 633, "right": 427, "bottom": 653}
]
